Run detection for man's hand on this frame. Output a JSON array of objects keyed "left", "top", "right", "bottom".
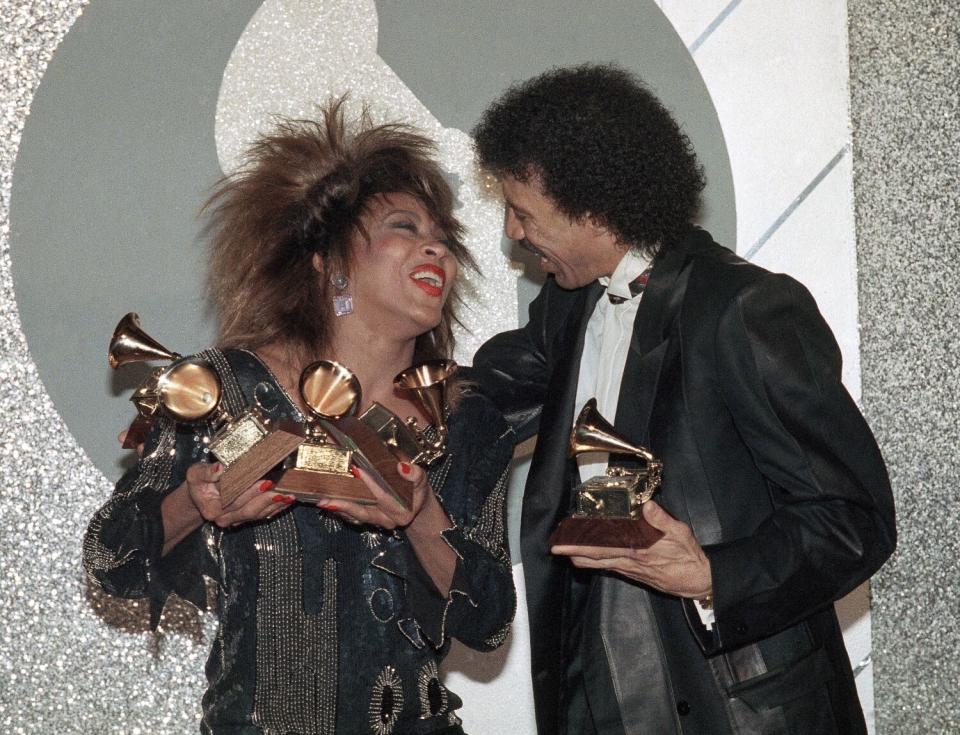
[
  {"left": 551, "top": 500, "right": 713, "bottom": 599},
  {"left": 117, "top": 427, "right": 145, "bottom": 457}
]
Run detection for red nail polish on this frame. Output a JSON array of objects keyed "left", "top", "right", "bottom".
[
  {"left": 399, "top": 462, "right": 412, "bottom": 476},
  {"left": 350, "top": 465, "right": 360, "bottom": 479},
  {"left": 282, "top": 496, "right": 295, "bottom": 505},
  {"left": 259, "top": 480, "right": 274, "bottom": 492},
  {"left": 272, "top": 494, "right": 286, "bottom": 503},
  {"left": 324, "top": 504, "right": 340, "bottom": 512}
]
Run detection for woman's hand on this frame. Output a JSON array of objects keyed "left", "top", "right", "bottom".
[
  {"left": 316, "top": 461, "right": 457, "bottom": 594},
  {"left": 184, "top": 462, "right": 295, "bottom": 528},
  {"left": 315, "top": 461, "right": 430, "bottom": 529},
  {"left": 162, "top": 466, "right": 295, "bottom": 556}
]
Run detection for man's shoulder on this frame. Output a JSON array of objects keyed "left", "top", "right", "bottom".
[
  {"left": 681, "top": 231, "right": 794, "bottom": 304},
  {"left": 449, "top": 388, "right": 512, "bottom": 438},
  {"left": 445, "top": 388, "right": 516, "bottom": 464},
  {"left": 684, "top": 231, "right": 766, "bottom": 278}
]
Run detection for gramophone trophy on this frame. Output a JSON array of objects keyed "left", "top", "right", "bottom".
[
  {"left": 548, "top": 398, "right": 664, "bottom": 549},
  {"left": 275, "top": 359, "right": 458, "bottom": 509},
  {"left": 109, "top": 313, "right": 305, "bottom": 506},
  {"left": 274, "top": 360, "right": 379, "bottom": 505},
  {"left": 359, "top": 359, "right": 457, "bottom": 466}
]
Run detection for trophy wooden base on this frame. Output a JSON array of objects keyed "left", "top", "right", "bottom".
[
  {"left": 336, "top": 416, "right": 415, "bottom": 509},
  {"left": 218, "top": 428, "right": 305, "bottom": 506},
  {"left": 548, "top": 515, "right": 664, "bottom": 550},
  {"left": 274, "top": 468, "right": 377, "bottom": 505}
]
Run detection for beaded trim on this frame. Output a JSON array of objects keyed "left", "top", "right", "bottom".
[
  {"left": 240, "top": 348, "right": 305, "bottom": 421},
  {"left": 200, "top": 348, "right": 245, "bottom": 417},
  {"left": 82, "top": 418, "right": 178, "bottom": 579},
  {"left": 416, "top": 660, "right": 448, "bottom": 719},
  {"left": 367, "top": 587, "right": 396, "bottom": 623},
  {"left": 251, "top": 514, "right": 338, "bottom": 733},
  {"left": 368, "top": 665, "right": 403, "bottom": 735},
  {"left": 463, "top": 465, "right": 511, "bottom": 565}
]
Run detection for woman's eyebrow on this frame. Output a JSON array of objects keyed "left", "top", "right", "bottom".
[{"left": 385, "top": 208, "right": 421, "bottom": 220}]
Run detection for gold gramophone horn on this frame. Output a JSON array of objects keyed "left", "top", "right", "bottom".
[
  {"left": 570, "top": 398, "right": 656, "bottom": 462},
  {"left": 108, "top": 312, "right": 180, "bottom": 369},
  {"left": 394, "top": 359, "right": 457, "bottom": 431},
  {"left": 300, "top": 360, "right": 362, "bottom": 419},
  {"left": 393, "top": 359, "right": 457, "bottom": 464}
]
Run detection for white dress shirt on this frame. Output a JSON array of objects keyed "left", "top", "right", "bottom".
[
  {"left": 574, "top": 247, "right": 651, "bottom": 482},
  {"left": 572, "top": 247, "right": 715, "bottom": 628}
]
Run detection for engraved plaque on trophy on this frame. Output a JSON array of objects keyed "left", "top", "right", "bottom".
[
  {"left": 274, "top": 360, "right": 378, "bottom": 505},
  {"left": 548, "top": 398, "right": 664, "bottom": 549},
  {"left": 207, "top": 411, "right": 304, "bottom": 507},
  {"left": 109, "top": 313, "right": 304, "bottom": 506}
]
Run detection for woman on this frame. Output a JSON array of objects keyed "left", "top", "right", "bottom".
[{"left": 83, "top": 100, "right": 516, "bottom": 734}]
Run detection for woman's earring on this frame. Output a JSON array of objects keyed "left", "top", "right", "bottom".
[{"left": 331, "top": 272, "right": 353, "bottom": 317}]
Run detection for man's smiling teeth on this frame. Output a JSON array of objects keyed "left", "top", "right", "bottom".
[{"left": 411, "top": 270, "right": 443, "bottom": 287}]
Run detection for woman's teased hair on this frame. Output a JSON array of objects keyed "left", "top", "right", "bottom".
[
  {"left": 205, "top": 98, "right": 470, "bottom": 364},
  {"left": 472, "top": 64, "right": 705, "bottom": 257}
]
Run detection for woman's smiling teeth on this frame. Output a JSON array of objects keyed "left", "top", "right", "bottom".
[{"left": 410, "top": 265, "right": 445, "bottom": 296}]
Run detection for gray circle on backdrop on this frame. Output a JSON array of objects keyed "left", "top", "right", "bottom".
[
  {"left": 375, "top": 0, "right": 736, "bottom": 304},
  {"left": 10, "top": 0, "right": 261, "bottom": 479},
  {"left": 10, "top": 0, "right": 733, "bottom": 482}
]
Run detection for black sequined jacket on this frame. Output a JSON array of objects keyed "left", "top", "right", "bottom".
[{"left": 83, "top": 349, "right": 516, "bottom": 735}]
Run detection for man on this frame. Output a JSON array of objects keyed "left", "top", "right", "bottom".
[{"left": 469, "top": 64, "right": 895, "bottom": 734}]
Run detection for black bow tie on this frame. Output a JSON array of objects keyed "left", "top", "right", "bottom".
[{"left": 607, "top": 268, "right": 651, "bottom": 304}]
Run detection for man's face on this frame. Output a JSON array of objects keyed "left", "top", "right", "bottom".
[{"left": 500, "top": 176, "right": 623, "bottom": 289}]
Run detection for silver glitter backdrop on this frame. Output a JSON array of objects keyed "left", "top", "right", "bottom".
[
  {"left": 1, "top": 3, "right": 182, "bottom": 732},
  {"left": 849, "top": 0, "right": 960, "bottom": 732}
]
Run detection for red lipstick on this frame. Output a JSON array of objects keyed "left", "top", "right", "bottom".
[{"left": 409, "top": 263, "right": 446, "bottom": 297}]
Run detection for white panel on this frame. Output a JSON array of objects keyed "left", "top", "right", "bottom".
[
  {"left": 659, "top": 0, "right": 739, "bottom": 48},
  {"left": 836, "top": 583, "right": 875, "bottom": 732},
  {"left": 683, "top": 1, "right": 853, "bottom": 251}
]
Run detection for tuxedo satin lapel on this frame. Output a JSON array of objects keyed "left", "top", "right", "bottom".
[
  {"left": 599, "top": 577, "right": 682, "bottom": 733},
  {"left": 615, "top": 340, "right": 670, "bottom": 447},
  {"left": 615, "top": 242, "right": 692, "bottom": 444},
  {"left": 520, "top": 281, "right": 603, "bottom": 732},
  {"left": 597, "top": 236, "right": 699, "bottom": 730}
]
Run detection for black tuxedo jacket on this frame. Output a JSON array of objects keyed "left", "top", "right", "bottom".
[{"left": 472, "top": 229, "right": 895, "bottom": 734}]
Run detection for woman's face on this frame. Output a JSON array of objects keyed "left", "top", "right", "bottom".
[{"left": 340, "top": 192, "right": 458, "bottom": 340}]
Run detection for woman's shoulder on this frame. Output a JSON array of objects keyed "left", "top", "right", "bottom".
[
  {"left": 182, "top": 346, "right": 277, "bottom": 388},
  {"left": 181, "top": 347, "right": 297, "bottom": 417}
]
